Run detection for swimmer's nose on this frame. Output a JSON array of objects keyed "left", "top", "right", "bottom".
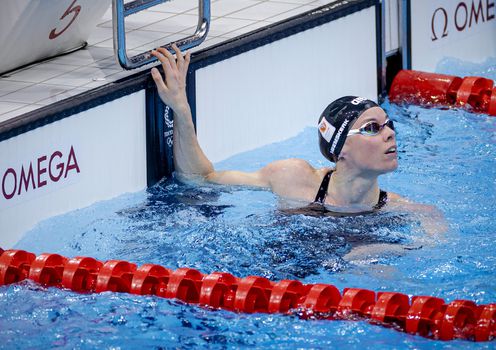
[{"left": 383, "top": 124, "right": 395, "bottom": 141}]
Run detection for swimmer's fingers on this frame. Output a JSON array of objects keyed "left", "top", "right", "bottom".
[
  {"left": 150, "top": 48, "right": 189, "bottom": 109},
  {"left": 150, "top": 50, "right": 175, "bottom": 106},
  {"left": 183, "top": 51, "right": 191, "bottom": 76},
  {"left": 172, "top": 44, "right": 191, "bottom": 76},
  {"left": 172, "top": 44, "right": 184, "bottom": 70},
  {"left": 150, "top": 67, "right": 168, "bottom": 94},
  {"left": 152, "top": 48, "right": 181, "bottom": 91},
  {"left": 151, "top": 49, "right": 173, "bottom": 82},
  {"left": 156, "top": 47, "right": 177, "bottom": 73},
  {"left": 151, "top": 48, "right": 171, "bottom": 69}
]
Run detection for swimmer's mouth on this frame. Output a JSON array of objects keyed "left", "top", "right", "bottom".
[{"left": 385, "top": 146, "right": 397, "bottom": 154}]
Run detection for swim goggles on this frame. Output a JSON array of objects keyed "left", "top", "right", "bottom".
[{"left": 347, "top": 119, "right": 395, "bottom": 136}]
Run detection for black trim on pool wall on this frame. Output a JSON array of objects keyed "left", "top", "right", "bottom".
[
  {"left": 376, "top": 1, "right": 386, "bottom": 102},
  {"left": 401, "top": 0, "right": 412, "bottom": 70},
  {"left": 146, "top": 86, "right": 170, "bottom": 186}
]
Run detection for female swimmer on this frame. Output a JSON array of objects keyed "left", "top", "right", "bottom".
[{"left": 150, "top": 45, "right": 446, "bottom": 239}]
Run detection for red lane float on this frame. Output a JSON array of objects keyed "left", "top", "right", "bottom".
[
  {"left": 338, "top": 288, "right": 375, "bottom": 318},
  {"left": 165, "top": 267, "right": 203, "bottom": 303},
  {"left": 95, "top": 260, "right": 137, "bottom": 293},
  {"left": 234, "top": 276, "right": 272, "bottom": 313},
  {"left": 475, "top": 304, "right": 496, "bottom": 341},
  {"left": 0, "top": 249, "right": 494, "bottom": 342},
  {"left": 268, "top": 279, "right": 305, "bottom": 314},
  {"left": 389, "top": 70, "right": 496, "bottom": 116},
  {"left": 199, "top": 272, "right": 237, "bottom": 310},
  {"left": 0, "top": 250, "right": 35, "bottom": 286},
  {"left": 29, "top": 253, "right": 67, "bottom": 287},
  {"left": 300, "top": 283, "right": 341, "bottom": 316},
  {"left": 370, "top": 292, "right": 409, "bottom": 327},
  {"left": 62, "top": 256, "right": 103, "bottom": 292},
  {"left": 131, "top": 264, "right": 171, "bottom": 296}
]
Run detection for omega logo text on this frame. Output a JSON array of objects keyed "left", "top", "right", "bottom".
[
  {"left": 1, "top": 145, "right": 80, "bottom": 200},
  {"left": 431, "top": 0, "right": 495, "bottom": 41}
]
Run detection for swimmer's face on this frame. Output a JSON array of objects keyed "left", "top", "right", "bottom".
[{"left": 340, "top": 107, "right": 398, "bottom": 175}]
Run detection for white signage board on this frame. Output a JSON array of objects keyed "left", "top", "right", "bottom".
[
  {"left": 195, "top": 7, "right": 378, "bottom": 163},
  {"left": 386, "top": 0, "right": 400, "bottom": 54},
  {"left": 0, "top": 0, "right": 111, "bottom": 74},
  {"left": 410, "top": 0, "right": 496, "bottom": 71},
  {"left": 0, "top": 91, "right": 147, "bottom": 248}
]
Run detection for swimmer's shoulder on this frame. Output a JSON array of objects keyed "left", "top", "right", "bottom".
[
  {"left": 386, "top": 192, "right": 406, "bottom": 203},
  {"left": 383, "top": 192, "right": 416, "bottom": 210},
  {"left": 385, "top": 192, "right": 439, "bottom": 214},
  {"left": 261, "top": 158, "right": 332, "bottom": 200},
  {"left": 384, "top": 192, "right": 448, "bottom": 236},
  {"left": 262, "top": 158, "right": 330, "bottom": 177}
]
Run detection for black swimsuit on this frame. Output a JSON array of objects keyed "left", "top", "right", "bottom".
[{"left": 310, "top": 170, "right": 388, "bottom": 215}]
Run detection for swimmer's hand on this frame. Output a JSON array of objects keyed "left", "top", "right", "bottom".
[
  {"left": 150, "top": 45, "right": 216, "bottom": 179},
  {"left": 150, "top": 44, "right": 191, "bottom": 113},
  {"left": 148, "top": 44, "right": 269, "bottom": 186},
  {"left": 344, "top": 243, "right": 407, "bottom": 262},
  {"left": 388, "top": 193, "right": 448, "bottom": 238},
  {"left": 414, "top": 204, "right": 448, "bottom": 237}
]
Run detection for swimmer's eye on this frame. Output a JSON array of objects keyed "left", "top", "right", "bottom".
[
  {"left": 362, "top": 122, "right": 381, "bottom": 134},
  {"left": 348, "top": 119, "right": 395, "bottom": 136}
]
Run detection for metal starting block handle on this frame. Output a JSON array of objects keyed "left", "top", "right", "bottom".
[{"left": 112, "top": 0, "right": 210, "bottom": 70}]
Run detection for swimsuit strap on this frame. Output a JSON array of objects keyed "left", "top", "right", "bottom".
[
  {"left": 374, "top": 190, "right": 388, "bottom": 209},
  {"left": 313, "top": 170, "right": 389, "bottom": 209},
  {"left": 314, "top": 170, "right": 333, "bottom": 204}
]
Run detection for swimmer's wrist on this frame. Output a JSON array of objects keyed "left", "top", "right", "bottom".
[{"left": 171, "top": 102, "right": 191, "bottom": 116}]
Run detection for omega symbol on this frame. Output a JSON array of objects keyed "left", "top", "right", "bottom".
[{"left": 431, "top": 7, "right": 449, "bottom": 41}]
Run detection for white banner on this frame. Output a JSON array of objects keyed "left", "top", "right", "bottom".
[
  {"left": 410, "top": 0, "right": 496, "bottom": 71},
  {"left": 0, "top": 91, "right": 147, "bottom": 248},
  {"left": 0, "top": 0, "right": 111, "bottom": 74},
  {"left": 196, "top": 7, "right": 379, "bottom": 163}
]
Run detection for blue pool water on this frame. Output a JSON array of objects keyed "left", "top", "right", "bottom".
[{"left": 1, "top": 59, "right": 495, "bottom": 349}]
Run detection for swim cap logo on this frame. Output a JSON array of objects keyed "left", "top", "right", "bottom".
[
  {"left": 350, "top": 97, "right": 367, "bottom": 105},
  {"left": 330, "top": 119, "right": 349, "bottom": 153},
  {"left": 319, "top": 118, "right": 335, "bottom": 143}
]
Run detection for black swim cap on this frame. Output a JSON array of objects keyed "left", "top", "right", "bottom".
[{"left": 318, "top": 96, "right": 379, "bottom": 162}]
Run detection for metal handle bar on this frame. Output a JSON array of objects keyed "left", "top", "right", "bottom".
[{"left": 112, "top": 0, "right": 210, "bottom": 70}]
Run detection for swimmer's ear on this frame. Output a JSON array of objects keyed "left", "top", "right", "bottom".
[
  {"left": 338, "top": 143, "right": 351, "bottom": 161},
  {"left": 337, "top": 150, "right": 347, "bottom": 162}
]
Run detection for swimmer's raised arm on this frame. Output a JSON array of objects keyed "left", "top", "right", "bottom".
[
  {"left": 150, "top": 45, "right": 212, "bottom": 180},
  {"left": 150, "top": 45, "right": 277, "bottom": 188}
]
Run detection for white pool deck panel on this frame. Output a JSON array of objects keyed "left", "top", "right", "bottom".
[{"left": 0, "top": 0, "right": 335, "bottom": 124}]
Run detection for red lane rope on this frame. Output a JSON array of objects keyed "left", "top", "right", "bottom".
[
  {"left": 0, "top": 248, "right": 494, "bottom": 342},
  {"left": 389, "top": 70, "right": 496, "bottom": 116}
]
